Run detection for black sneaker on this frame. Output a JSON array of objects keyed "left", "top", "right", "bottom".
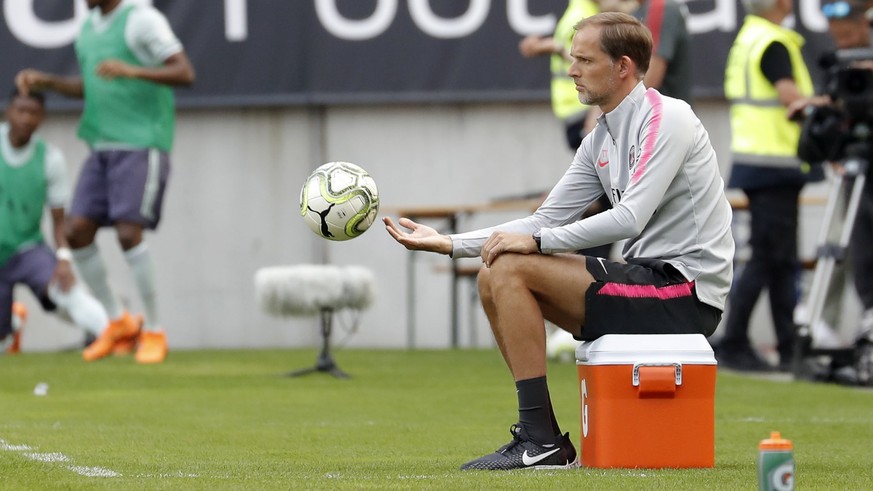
[
  {"left": 459, "top": 424, "right": 577, "bottom": 470},
  {"left": 715, "top": 348, "right": 773, "bottom": 372},
  {"left": 856, "top": 342, "right": 873, "bottom": 386}
]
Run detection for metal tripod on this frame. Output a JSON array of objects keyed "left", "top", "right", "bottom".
[
  {"left": 287, "top": 309, "right": 350, "bottom": 379},
  {"left": 792, "top": 145, "right": 868, "bottom": 381}
]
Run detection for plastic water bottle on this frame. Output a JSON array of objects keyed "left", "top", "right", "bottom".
[{"left": 758, "top": 431, "right": 794, "bottom": 491}]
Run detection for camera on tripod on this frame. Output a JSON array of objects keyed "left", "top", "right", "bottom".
[
  {"left": 792, "top": 47, "right": 873, "bottom": 386},
  {"left": 798, "top": 47, "right": 873, "bottom": 166}
]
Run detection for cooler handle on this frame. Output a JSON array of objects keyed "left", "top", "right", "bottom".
[{"left": 632, "top": 362, "right": 682, "bottom": 386}]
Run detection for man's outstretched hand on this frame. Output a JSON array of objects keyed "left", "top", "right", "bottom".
[{"left": 383, "top": 217, "right": 453, "bottom": 255}]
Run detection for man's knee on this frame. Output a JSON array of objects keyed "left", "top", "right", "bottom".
[
  {"left": 486, "top": 254, "right": 537, "bottom": 296},
  {"left": 115, "top": 222, "right": 144, "bottom": 251},
  {"left": 477, "top": 257, "right": 529, "bottom": 303},
  {"left": 477, "top": 264, "right": 492, "bottom": 302},
  {"left": 65, "top": 217, "right": 97, "bottom": 248}
]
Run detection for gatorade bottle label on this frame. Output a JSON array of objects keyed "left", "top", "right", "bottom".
[
  {"left": 766, "top": 458, "right": 795, "bottom": 491},
  {"left": 758, "top": 431, "right": 794, "bottom": 491}
]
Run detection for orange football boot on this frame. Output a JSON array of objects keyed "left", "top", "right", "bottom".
[
  {"left": 112, "top": 314, "right": 144, "bottom": 356},
  {"left": 111, "top": 337, "right": 137, "bottom": 356},
  {"left": 135, "top": 330, "right": 168, "bottom": 364},
  {"left": 83, "top": 311, "right": 141, "bottom": 362},
  {"left": 6, "top": 302, "right": 28, "bottom": 354}
]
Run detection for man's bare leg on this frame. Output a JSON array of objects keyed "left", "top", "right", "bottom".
[
  {"left": 477, "top": 265, "right": 514, "bottom": 374},
  {"left": 484, "top": 253, "right": 592, "bottom": 380},
  {"left": 476, "top": 252, "right": 594, "bottom": 445}
]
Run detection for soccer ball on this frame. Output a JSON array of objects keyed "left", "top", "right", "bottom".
[{"left": 300, "top": 161, "right": 379, "bottom": 241}]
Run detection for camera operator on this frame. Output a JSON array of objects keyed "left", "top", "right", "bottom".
[{"left": 789, "top": 0, "right": 873, "bottom": 348}]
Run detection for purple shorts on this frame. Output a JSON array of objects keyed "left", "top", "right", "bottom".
[
  {"left": 0, "top": 245, "right": 57, "bottom": 337},
  {"left": 580, "top": 256, "right": 722, "bottom": 341},
  {"left": 69, "top": 149, "right": 170, "bottom": 229}
]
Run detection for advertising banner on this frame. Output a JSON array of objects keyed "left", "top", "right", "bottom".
[{"left": 0, "top": 0, "right": 835, "bottom": 108}]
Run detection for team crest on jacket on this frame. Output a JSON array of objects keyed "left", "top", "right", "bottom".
[{"left": 628, "top": 145, "right": 639, "bottom": 171}]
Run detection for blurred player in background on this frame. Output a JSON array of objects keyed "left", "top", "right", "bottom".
[
  {"left": 518, "top": 0, "right": 613, "bottom": 260},
  {"left": 385, "top": 13, "right": 733, "bottom": 470},
  {"left": 16, "top": 0, "right": 195, "bottom": 364},
  {"left": 717, "top": 0, "right": 822, "bottom": 372},
  {"left": 1, "top": 89, "right": 113, "bottom": 354},
  {"left": 519, "top": 0, "right": 600, "bottom": 150}
]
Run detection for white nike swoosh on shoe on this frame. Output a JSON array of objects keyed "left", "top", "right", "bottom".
[{"left": 522, "top": 448, "right": 561, "bottom": 466}]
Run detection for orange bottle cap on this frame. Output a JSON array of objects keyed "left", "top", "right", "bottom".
[{"left": 759, "top": 431, "right": 793, "bottom": 450}]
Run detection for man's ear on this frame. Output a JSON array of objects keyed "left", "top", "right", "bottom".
[{"left": 618, "top": 56, "right": 635, "bottom": 78}]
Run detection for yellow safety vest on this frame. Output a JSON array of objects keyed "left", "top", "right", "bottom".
[
  {"left": 724, "top": 15, "right": 813, "bottom": 167},
  {"left": 551, "top": 0, "right": 600, "bottom": 122}
]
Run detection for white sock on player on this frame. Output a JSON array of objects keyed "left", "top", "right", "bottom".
[
  {"left": 72, "top": 243, "right": 123, "bottom": 320},
  {"left": 124, "top": 242, "right": 160, "bottom": 329},
  {"left": 47, "top": 283, "right": 109, "bottom": 336}
]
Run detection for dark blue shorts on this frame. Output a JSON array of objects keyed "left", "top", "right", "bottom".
[
  {"left": 580, "top": 256, "right": 722, "bottom": 341},
  {"left": 69, "top": 149, "right": 170, "bottom": 229},
  {"left": 0, "top": 245, "right": 57, "bottom": 337}
]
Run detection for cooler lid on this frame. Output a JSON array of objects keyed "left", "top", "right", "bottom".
[{"left": 575, "top": 334, "right": 716, "bottom": 365}]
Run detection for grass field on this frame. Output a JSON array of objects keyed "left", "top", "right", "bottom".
[{"left": 1, "top": 348, "right": 872, "bottom": 490}]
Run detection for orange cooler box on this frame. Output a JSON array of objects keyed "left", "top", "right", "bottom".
[{"left": 575, "top": 334, "right": 716, "bottom": 468}]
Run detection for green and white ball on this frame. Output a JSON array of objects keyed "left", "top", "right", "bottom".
[{"left": 300, "top": 161, "right": 379, "bottom": 241}]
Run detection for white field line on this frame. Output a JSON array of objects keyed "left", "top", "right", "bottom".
[
  {"left": 68, "top": 465, "right": 121, "bottom": 477},
  {"left": 23, "top": 452, "right": 70, "bottom": 463},
  {"left": 0, "top": 441, "right": 32, "bottom": 451},
  {"left": 0, "top": 438, "right": 120, "bottom": 478}
]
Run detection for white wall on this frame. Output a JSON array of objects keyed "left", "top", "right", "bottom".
[{"left": 17, "top": 100, "right": 854, "bottom": 354}]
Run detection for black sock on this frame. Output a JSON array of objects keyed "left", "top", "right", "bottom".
[
  {"left": 545, "top": 389, "right": 562, "bottom": 437},
  {"left": 516, "top": 376, "right": 559, "bottom": 445}
]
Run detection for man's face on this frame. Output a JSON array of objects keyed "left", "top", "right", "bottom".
[
  {"left": 568, "top": 26, "right": 620, "bottom": 110},
  {"left": 828, "top": 17, "right": 870, "bottom": 49},
  {"left": 5, "top": 96, "right": 45, "bottom": 145}
]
